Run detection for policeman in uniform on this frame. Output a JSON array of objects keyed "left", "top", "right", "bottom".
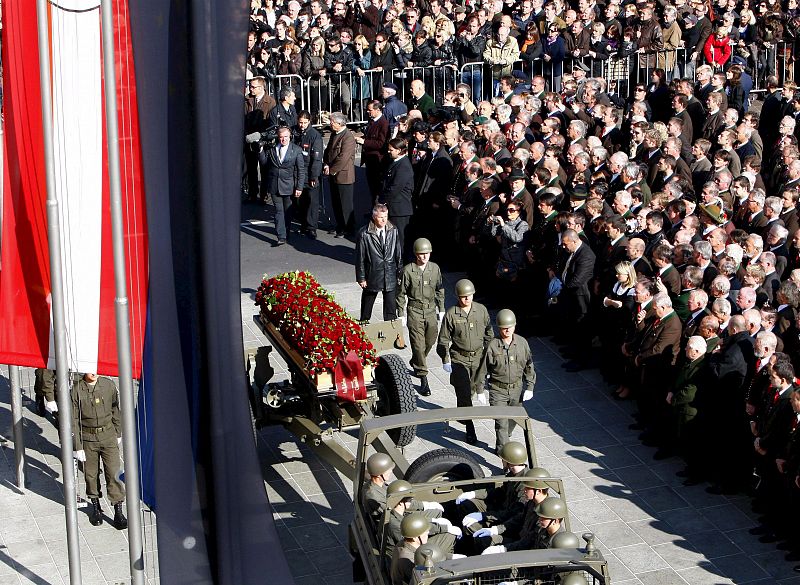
[
  {"left": 397, "top": 238, "right": 445, "bottom": 397},
  {"left": 481, "top": 309, "right": 536, "bottom": 451},
  {"left": 71, "top": 373, "right": 127, "bottom": 529},
  {"left": 437, "top": 279, "right": 493, "bottom": 444}
]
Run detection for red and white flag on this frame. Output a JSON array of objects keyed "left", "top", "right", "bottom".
[{"left": 0, "top": 0, "right": 148, "bottom": 377}]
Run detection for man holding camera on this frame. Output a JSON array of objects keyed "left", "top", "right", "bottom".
[{"left": 244, "top": 77, "right": 276, "bottom": 202}]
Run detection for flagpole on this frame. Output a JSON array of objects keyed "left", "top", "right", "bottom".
[
  {"left": 34, "top": 0, "right": 83, "bottom": 582},
  {"left": 98, "top": 1, "right": 146, "bottom": 584},
  {"left": 9, "top": 366, "right": 25, "bottom": 489}
]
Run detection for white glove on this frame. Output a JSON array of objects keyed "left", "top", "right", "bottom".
[
  {"left": 452, "top": 553, "right": 467, "bottom": 559},
  {"left": 474, "top": 526, "right": 499, "bottom": 538},
  {"left": 482, "top": 545, "right": 507, "bottom": 555},
  {"left": 523, "top": 389, "right": 533, "bottom": 401},
  {"left": 443, "top": 363, "right": 453, "bottom": 374},
  {"left": 455, "top": 491, "right": 477, "bottom": 505},
  {"left": 447, "top": 524, "right": 463, "bottom": 538},
  {"left": 462, "top": 511, "right": 483, "bottom": 527},
  {"left": 432, "top": 517, "right": 452, "bottom": 527},
  {"left": 245, "top": 131, "right": 262, "bottom": 144},
  {"left": 475, "top": 392, "right": 488, "bottom": 406},
  {"left": 73, "top": 450, "right": 86, "bottom": 462},
  {"left": 44, "top": 401, "right": 58, "bottom": 414},
  {"left": 117, "top": 437, "right": 123, "bottom": 447},
  {"left": 401, "top": 315, "right": 407, "bottom": 328},
  {"left": 437, "top": 312, "right": 444, "bottom": 324},
  {"left": 423, "top": 501, "right": 444, "bottom": 512}
]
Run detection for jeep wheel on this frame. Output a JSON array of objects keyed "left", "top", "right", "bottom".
[
  {"left": 405, "top": 448, "right": 484, "bottom": 483},
  {"left": 374, "top": 354, "right": 417, "bottom": 447}
]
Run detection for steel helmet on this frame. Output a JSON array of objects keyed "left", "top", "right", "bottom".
[
  {"left": 499, "top": 441, "right": 527, "bottom": 466},
  {"left": 387, "top": 480, "right": 414, "bottom": 497},
  {"left": 414, "top": 238, "right": 433, "bottom": 254},
  {"left": 523, "top": 467, "right": 551, "bottom": 490},
  {"left": 558, "top": 574, "right": 588, "bottom": 585},
  {"left": 414, "top": 543, "right": 445, "bottom": 566},
  {"left": 535, "top": 497, "right": 567, "bottom": 520},
  {"left": 366, "top": 453, "right": 395, "bottom": 476},
  {"left": 455, "top": 279, "right": 476, "bottom": 297},
  {"left": 496, "top": 309, "right": 517, "bottom": 327},
  {"left": 551, "top": 532, "right": 582, "bottom": 549},
  {"left": 401, "top": 513, "right": 431, "bottom": 538}
]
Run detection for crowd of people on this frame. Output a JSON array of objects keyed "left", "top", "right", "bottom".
[{"left": 244, "top": 0, "right": 800, "bottom": 572}]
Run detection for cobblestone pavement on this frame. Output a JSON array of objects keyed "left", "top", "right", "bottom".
[{"left": 243, "top": 264, "right": 800, "bottom": 585}]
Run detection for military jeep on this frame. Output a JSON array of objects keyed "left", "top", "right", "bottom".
[{"left": 349, "top": 406, "right": 612, "bottom": 585}]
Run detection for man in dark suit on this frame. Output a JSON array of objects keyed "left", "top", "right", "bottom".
[
  {"left": 355, "top": 204, "right": 403, "bottom": 321},
  {"left": 324, "top": 112, "right": 357, "bottom": 238},
  {"left": 358, "top": 100, "right": 390, "bottom": 203},
  {"left": 701, "top": 93, "right": 725, "bottom": 142},
  {"left": 380, "top": 138, "right": 415, "bottom": 259},
  {"left": 634, "top": 293, "right": 683, "bottom": 442},
  {"left": 560, "top": 229, "right": 597, "bottom": 372},
  {"left": 760, "top": 78, "right": 784, "bottom": 161},
  {"left": 263, "top": 126, "right": 307, "bottom": 246}
]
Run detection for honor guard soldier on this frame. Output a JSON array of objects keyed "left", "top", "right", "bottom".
[
  {"left": 390, "top": 514, "right": 455, "bottom": 585},
  {"left": 397, "top": 238, "right": 445, "bottom": 397},
  {"left": 481, "top": 309, "right": 536, "bottom": 452},
  {"left": 34, "top": 368, "right": 57, "bottom": 416},
  {"left": 436, "top": 279, "right": 493, "bottom": 444},
  {"left": 532, "top": 497, "right": 567, "bottom": 549},
  {"left": 385, "top": 481, "right": 458, "bottom": 552},
  {"left": 71, "top": 373, "right": 127, "bottom": 529}
]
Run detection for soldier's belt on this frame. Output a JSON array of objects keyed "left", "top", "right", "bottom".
[
  {"left": 451, "top": 347, "right": 481, "bottom": 358},
  {"left": 490, "top": 380, "right": 521, "bottom": 390},
  {"left": 83, "top": 426, "right": 109, "bottom": 434},
  {"left": 408, "top": 300, "right": 436, "bottom": 310}
]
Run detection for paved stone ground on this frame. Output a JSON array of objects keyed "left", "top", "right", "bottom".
[
  {"left": 242, "top": 236, "right": 800, "bottom": 585},
  {"left": 0, "top": 369, "right": 159, "bottom": 585}
]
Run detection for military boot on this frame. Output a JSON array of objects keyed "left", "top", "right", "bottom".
[
  {"left": 88, "top": 498, "right": 103, "bottom": 526},
  {"left": 113, "top": 503, "right": 128, "bottom": 530},
  {"left": 418, "top": 376, "right": 431, "bottom": 397},
  {"left": 465, "top": 421, "right": 478, "bottom": 445}
]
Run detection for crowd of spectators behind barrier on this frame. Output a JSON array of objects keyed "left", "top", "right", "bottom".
[{"left": 245, "top": 0, "right": 800, "bottom": 569}]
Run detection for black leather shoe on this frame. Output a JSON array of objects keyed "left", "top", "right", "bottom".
[
  {"left": 113, "top": 503, "right": 128, "bottom": 530},
  {"left": 89, "top": 499, "right": 103, "bottom": 526},
  {"left": 35, "top": 395, "right": 45, "bottom": 416},
  {"left": 465, "top": 431, "right": 478, "bottom": 445},
  {"left": 272, "top": 239, "right": 286, "bottom": 247},
  {"left": 418, "top": 377, "right": 431, "bottom": 397}
]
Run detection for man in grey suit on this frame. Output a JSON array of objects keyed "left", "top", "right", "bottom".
[{"left": 263, "top": 126, "right": 307, "bottom": 246}]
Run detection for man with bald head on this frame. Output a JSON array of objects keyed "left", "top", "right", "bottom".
[
  {"left": 626, "top": 237, "right": 653, "bottom": 278},
  {"left": 734, "top": 286, "right": 757, "bottom": 315}
]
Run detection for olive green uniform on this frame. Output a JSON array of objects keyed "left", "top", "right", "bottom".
[
  {"left": 363, "top": 481, "right": 435, "bottom": 531},
  {"left": 482, "top": 333, "right": 535, "bottom": 449},
  {"left": 396, "top": 262, "right": 445, "bottom": 378},
  {"left": 436, "top": 303, "right": 493, "bottom": 407},
  {"left": 34, "top": 368, "right": 56, "bottom": 402},
  {"left": 72, "top": 377, "right": 125, "bottom": 505},
  {"left": 385, "top": 509, "right": 455, "bottom": 557},
  {"left": 459, "top": 466, "right": 529, "bottom": 535},
  {"left": 390, "top": 542, "right": 418, "bottom": 585}
]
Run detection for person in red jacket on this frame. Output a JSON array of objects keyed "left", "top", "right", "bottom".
[{"left": 704, "top": 27, "right": 731, "bottom": 68}]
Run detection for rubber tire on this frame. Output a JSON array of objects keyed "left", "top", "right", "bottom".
[
  {"left": 375, "top": 354, "right": 417, "bottom": 447},
  {"left": 405, "top": 448, "right": 485, "bottom": 483}
]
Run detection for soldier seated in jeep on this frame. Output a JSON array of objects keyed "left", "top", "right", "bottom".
[
  {"left": 390, "top": 514, "right": 457, "bottom": 585},
  {"left": 471, "top": 467, "right": 552, "bottom": 554}
]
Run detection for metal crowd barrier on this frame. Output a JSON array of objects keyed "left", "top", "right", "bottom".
[{"left": 259, "top": 43, "right": 800, "bottom": 127}]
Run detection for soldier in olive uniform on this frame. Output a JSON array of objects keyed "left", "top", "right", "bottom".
[
  {"left": 397, "top": 238, "right": 445, "bottom": 397},
  {"left": 391, "top": 514, "right": 451, "bottom": 585},
  {"left": 71, "top": 373, "right": 127, "bottom": 529},
  {"left": 437, "top": 279, "right": 493, "bottom": 444},
  {"left": 457, "top": 441, "right": 529, "bottom": 541},
  {"left": 34, "top": 368, "right": 57, "bottom": 416},
  {"left": 385, "top": 481, "right": 458, "bottom": 558},
  {"left": 481, "top": 309, "right": 536, "bottom": 451},
  {"left": 471, "top": 467, "right": 551, "bottom": 553},
  {"left": 362, "top": 453, "right": 443, "bottom": 531}
]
